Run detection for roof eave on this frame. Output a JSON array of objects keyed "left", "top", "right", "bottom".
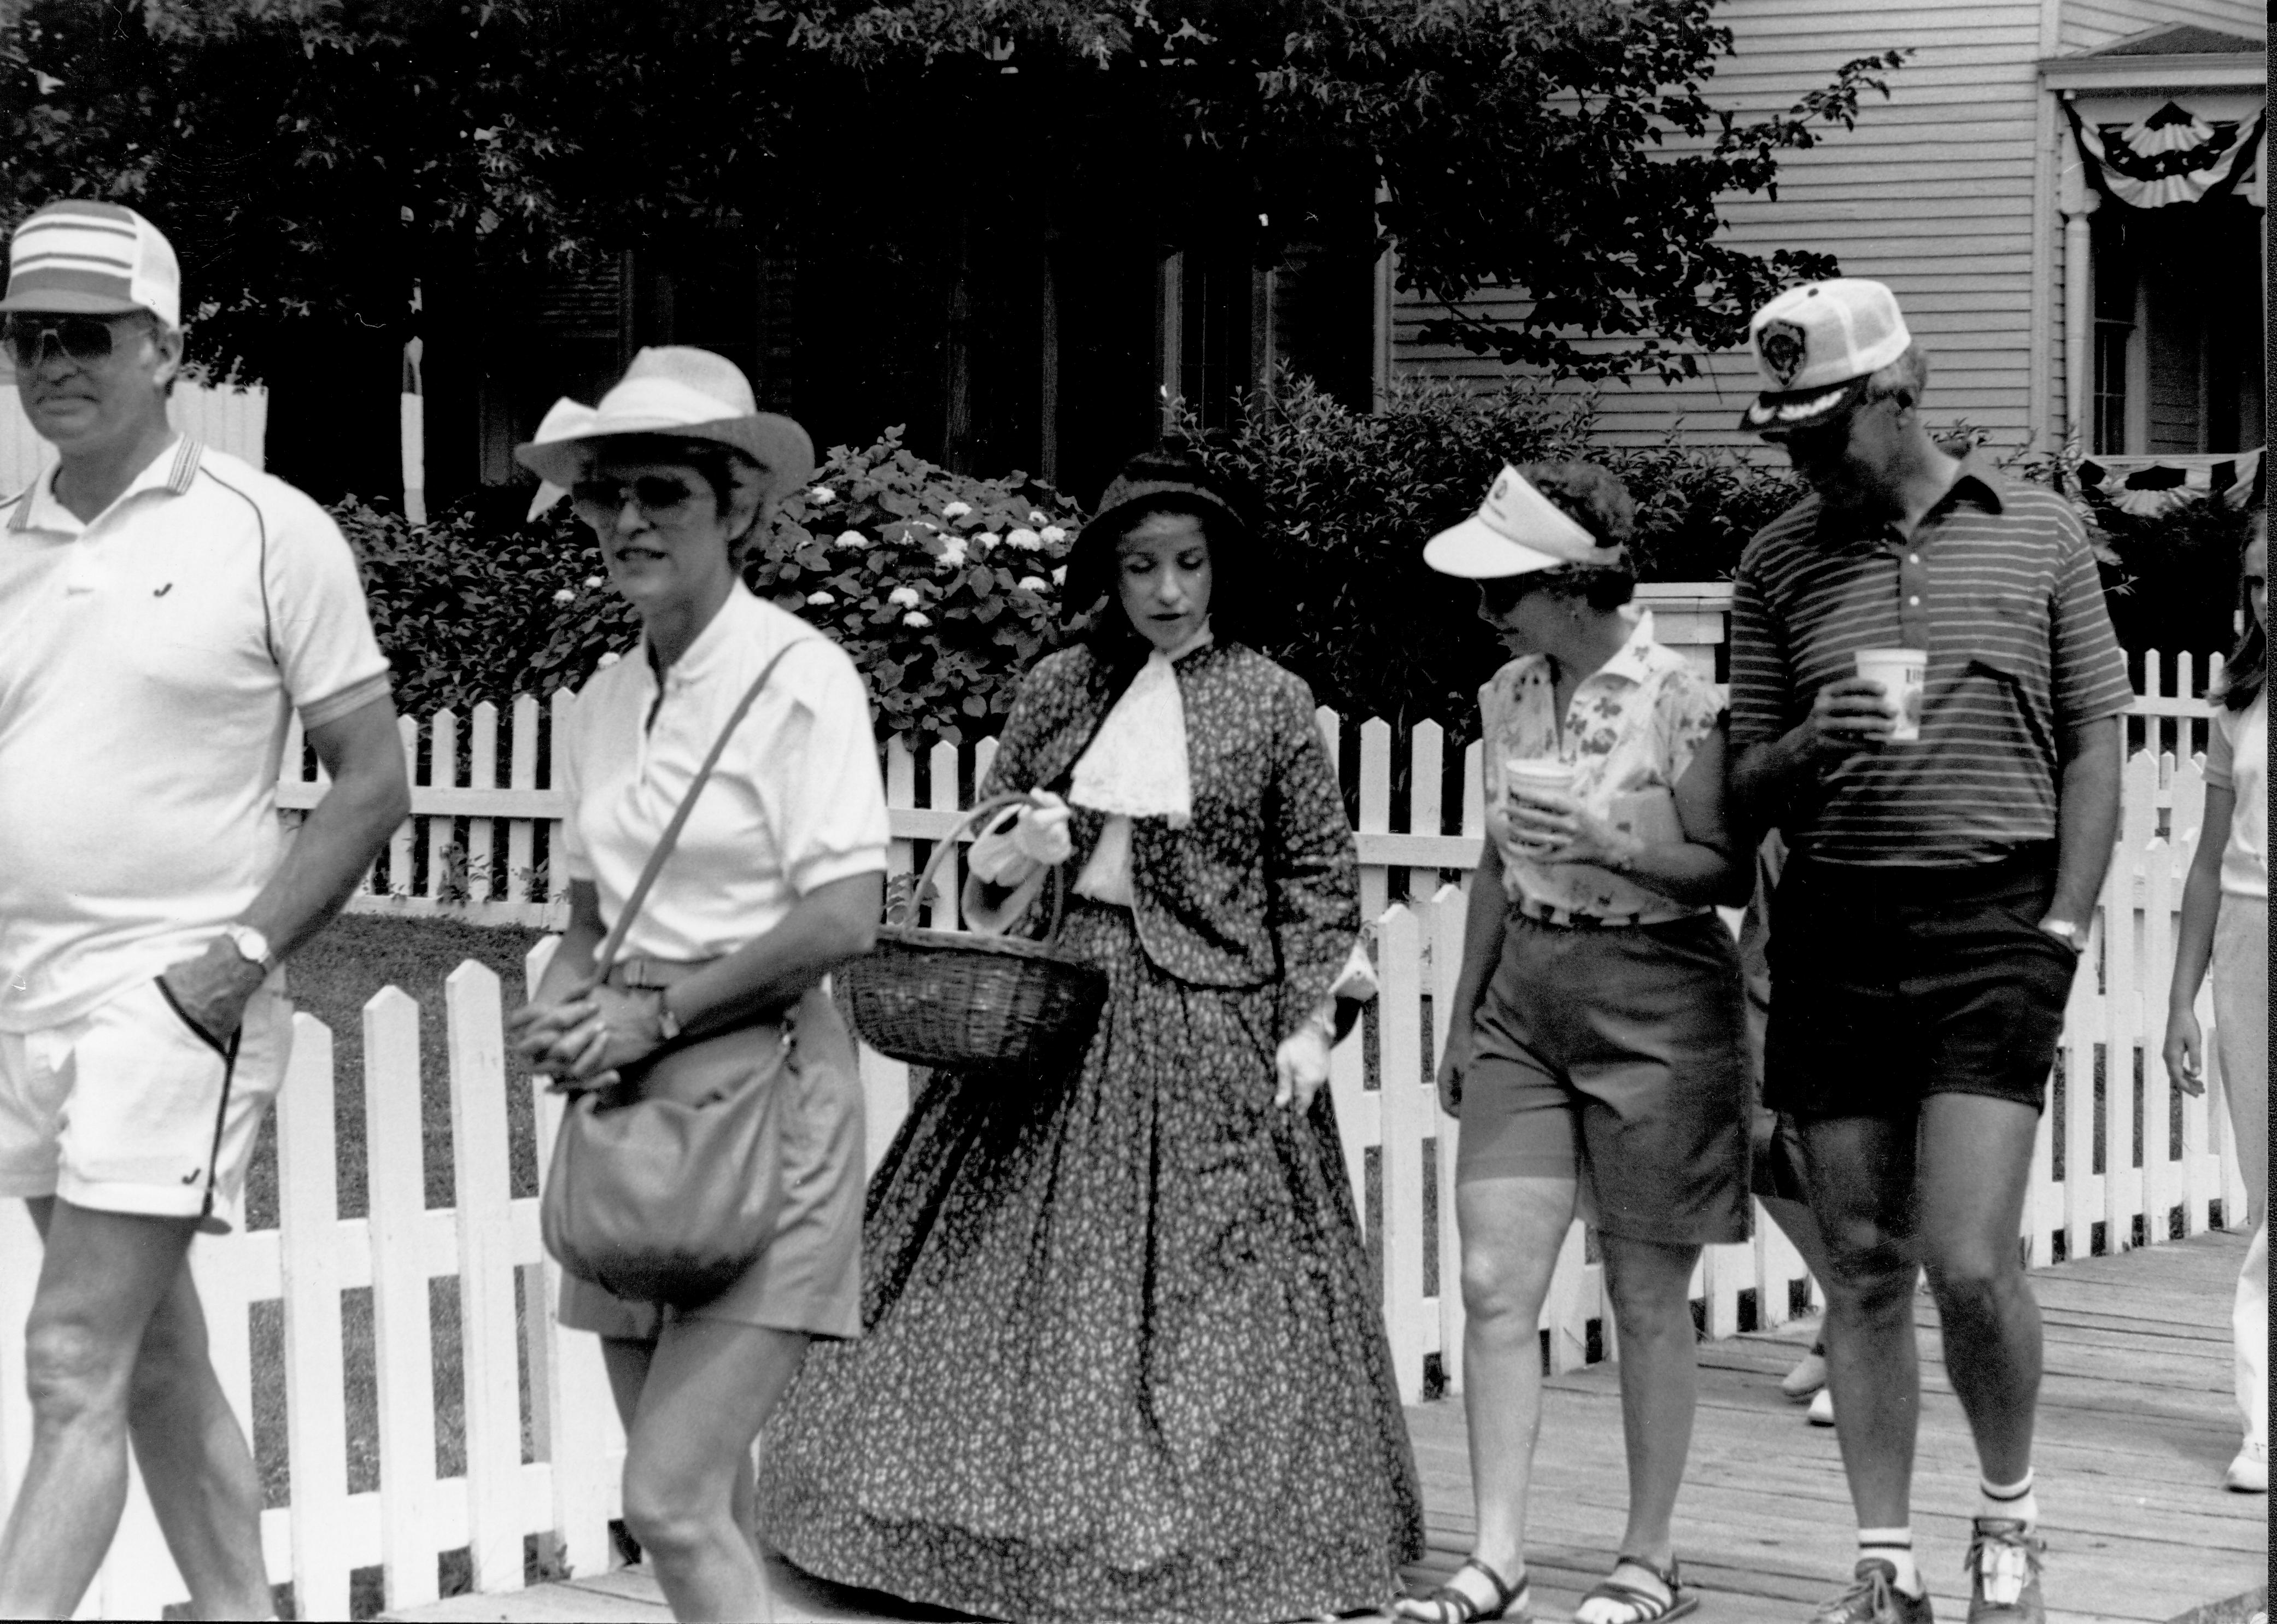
[{"left": 2039, "top": 53, "right": 2267, "bottom": 92}]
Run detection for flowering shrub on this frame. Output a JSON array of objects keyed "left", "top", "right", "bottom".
[{"left": 746, "top": 427, "right": 1082, "bottom": 742}]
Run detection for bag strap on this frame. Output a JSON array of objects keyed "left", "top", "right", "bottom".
[{"left": 588, "top": 637, "right": 810, "bottom": 983}]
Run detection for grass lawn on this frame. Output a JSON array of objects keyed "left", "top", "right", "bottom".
[{"left": 236, "top": 912, "right": 555, "bottom": 1618}]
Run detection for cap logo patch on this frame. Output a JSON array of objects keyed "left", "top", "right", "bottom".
[{"left": 1758, "top": 319, "right": 1809, "bottom": 388}]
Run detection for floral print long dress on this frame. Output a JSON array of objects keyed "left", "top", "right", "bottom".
[{"left": 758, "top": 641, "right": 1424, "bottom": 1624}]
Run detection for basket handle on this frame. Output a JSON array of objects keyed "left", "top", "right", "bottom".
[{"left": 899, "top": 790, "right": 1070, "bottom": 945}]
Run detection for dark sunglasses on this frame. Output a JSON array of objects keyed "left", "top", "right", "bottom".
[
  {"left": 1, "top": 312, "right": 156, "bottom": 371},
  {"left": 570, "top": 474, "right": 701, "bottom": 520}
]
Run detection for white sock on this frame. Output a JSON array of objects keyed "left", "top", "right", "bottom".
[
  {"left": 1858, "top": 1528, "right": 1920, "bottom": 1596},
  {"left": 1979, "top": 1470, "right": 2039, "bottom": 1527}
]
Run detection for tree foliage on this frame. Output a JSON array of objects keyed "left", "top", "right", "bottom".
[{"left": 2, "top": 0, "right": 1902, "bottom": 385}]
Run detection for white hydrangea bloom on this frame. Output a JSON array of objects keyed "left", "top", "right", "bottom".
[
  {"left": 806, "top": 590, "right": 836, "bottom": 606},
  {"left": 597, "top": 650, "right": 622, "bottom": 667},
  {"left": 551, "top": 587, "right": 576, "bottom": 605},
  {"left": 974, "top": 531, "right": 1000, "bottom": 551},
  {"left": 903, "top": 611, "right": 933, "bottom": 629},
  {"left": 938, "top": 537, "right": 969, "bottom": 569},
  {"left": 941, "top": 500, "right": 973, "bottom": 519},
  {"left": 1006, "top": 527, "right": 1042, "bottom": 551},
  {"left": 583, "top": 575, "right": 605, "bottom": 588},
  {"left": 808, "top": 486, "right": 836, "bottom": 505},
  {"left": 1028, "top": 509, "right": 1048, "bottom": 525},
  {"left": 1040, "top": 525, "right": 1067, "bottom": 545},
  {"left": 1017, "top": 575, "right": 1049, "bottom": 593},
  {"left": 1050, "top": 565, "right": 1068, "bottom": 584},
  {"left": 835, "top": 529, "right": 867, "bottom": 550},
  {"left": 887, "top": 585, "right": 922, "bottom": 609}
]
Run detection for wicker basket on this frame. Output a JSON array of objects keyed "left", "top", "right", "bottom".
[{"left": 839, "top": 793, "right": 1108, "bottom": 1071}]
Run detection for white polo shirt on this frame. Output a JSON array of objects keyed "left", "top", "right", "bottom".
[
  {"left": 0, "top": 437, "right": 391, "bottom": 1032},
  {"left": 559, "top": 582, "right": 889, "bottom": 963}
]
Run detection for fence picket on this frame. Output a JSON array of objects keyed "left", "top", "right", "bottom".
[
  {"left": 277, "top": 1015, "right": 353, "bottom": 1621},
  {"left": 364, "top": 988, "right": 441, "bottom": 1610},
  {"left": 1427, "top": 884, "right": 1470, "bottom": 1394},
  {"left": 1377, "top": 905, "right": 1430, "bottom": 1405},
  {"left": 469, "top": 702, "right": 500, "bottom": 903},
  {"left": 446, "top": 963, "right": 525, "bottom": 1593},
  {"left": 390, "top": 716, "right": 418, "bottom": 898},
  {"left": 508, "top": 696, "right": 540, "bottom": 907},
  {"left": 548, "top": 691, "right": 576, "bottom": 902},
  {"left": 1358, "top": 720, "right": 1392, "bottom": 926}
]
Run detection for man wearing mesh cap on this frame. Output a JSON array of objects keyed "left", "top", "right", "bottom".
[
  {"left": 0, "top": 200, "right": 409, "bottom": 1617},
  {"left": 1728, "top": 279, "right": 2130, "bottom": 1624}
]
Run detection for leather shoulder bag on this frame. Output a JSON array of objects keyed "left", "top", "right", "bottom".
[{"left": 540, "top": 638, "right": 815, "bottom": 1308}]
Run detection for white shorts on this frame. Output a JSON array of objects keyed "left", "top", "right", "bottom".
[{"left": 0, "top": 977, "right": 293, "bottom": 1234}]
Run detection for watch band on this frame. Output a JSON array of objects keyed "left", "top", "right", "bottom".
[
  {"left": 221, "top": 923, "right": 277, "bottom": 974},
  {"left": 651, "top": 988, "right": 682, "bottom": 1043}
]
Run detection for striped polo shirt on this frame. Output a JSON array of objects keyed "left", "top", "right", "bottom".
[{"left": 1729, "top": 452, "right": 2133, "bottom": 867}]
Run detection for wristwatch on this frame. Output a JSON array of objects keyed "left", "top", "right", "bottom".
[
  {"left": 219, "top": 924, "right": 277, "bottom": 975},
  {"left": 649, "top": 988, "right": 683, "bottom": 1043}
]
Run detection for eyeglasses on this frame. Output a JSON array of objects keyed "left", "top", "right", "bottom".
[
  {"left": 0, "top": 312, "right": 155, "bottom": 371},
  {"left": 570, "top": 475, "right": 701, "bottom": 521}
]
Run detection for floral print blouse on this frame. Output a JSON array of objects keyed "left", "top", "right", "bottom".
[
  {"left": 980, "top": 642, "right": 1360, "bottom": 1030},
  {"left": 1479, "top": 610, "right": 1725, "bottom": 924}
]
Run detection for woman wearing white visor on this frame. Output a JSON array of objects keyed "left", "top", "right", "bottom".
[{"left": 1400, "top": 463, "right": 1751, "bottom": 1624}]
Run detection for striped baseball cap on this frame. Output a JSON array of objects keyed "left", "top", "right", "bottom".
[{"left": 1, "top": 201, "right": 180, "bottom": 327}]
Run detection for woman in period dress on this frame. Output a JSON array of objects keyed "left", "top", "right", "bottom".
[{"left": 758, "top": 448, "right": 1424, "bottom": 1622}]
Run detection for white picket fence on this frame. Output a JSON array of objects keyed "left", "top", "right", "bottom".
[
  {"left": 1, "top": 659, "right": 2254, "bottom": 1620},
  {"left": 0, "top": 380, "right": 268, "bottom": 492}
]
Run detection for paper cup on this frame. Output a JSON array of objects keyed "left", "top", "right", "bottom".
[
  {"left": 1502, "top": 758, "right": 1577, "bottom": 797},
  {"left": 1854, "top": 648, "right": 1927, "bottom": 742}
]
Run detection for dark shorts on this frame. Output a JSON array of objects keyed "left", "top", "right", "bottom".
[
  {"left": 1457, "top": 907, "right": 1752, "bottom": 1248},
  {"left": 1763, "top": 847, "right": 2080, "bottom": 1122}
]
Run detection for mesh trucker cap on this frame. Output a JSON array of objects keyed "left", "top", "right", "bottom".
[
  {"left": 1, "top": 201, "right": 181, "bottom": 327},
  {"left": 1740, "top": 278, "right": 1911, "bottom": 434}
]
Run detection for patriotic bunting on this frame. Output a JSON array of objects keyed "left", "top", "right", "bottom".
[{"left": 2065, "top": 99, "right": 2265, "bottom": 210}]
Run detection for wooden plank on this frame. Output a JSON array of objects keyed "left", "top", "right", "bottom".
[
  {"left": 447, "top": 963, "right": 526, "bottom": 1595},
  {"left": 467, "top": 702, "right": 499, "bottom": 904},
  {"left": 278, "top": 1015, "right": 354, "bottom": 1621},
  {"left": 508, "top": 695, "right": 540, "bottom": 906},
  {"left": 427, "top": 709, "right": 459, "bottom": 900},
  {"left": 1358, "top": 719, "right": 1392, "bottom": 926},
  {"left": 1377, "top": 905, "right": 1429, "bottom": 1404},
  {"left": 366, "top": 988, "right": 442, "bottom": 1610}
]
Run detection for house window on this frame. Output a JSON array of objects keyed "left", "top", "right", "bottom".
[{"left": 2086, "top": 194, "right": 2263, "bottom": 457}]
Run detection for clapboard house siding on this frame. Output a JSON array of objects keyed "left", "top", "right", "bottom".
[{"left": 1390, "top": 0, "right": 2050, "bottom": 452}]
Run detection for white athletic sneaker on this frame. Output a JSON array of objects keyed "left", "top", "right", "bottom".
[
  {"left": 2226, "top": 1439, "right": 2267, "bottom": 1493},
  {"left": 1808, "top": 1386, "right": 1836, "bottom": 1427},
  {"left": 1783, "top": 1344, "right": 1830, "bottom": 1400}
]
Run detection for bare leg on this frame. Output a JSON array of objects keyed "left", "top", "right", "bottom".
[
  {"left": 1761, "top": 1189, "right": 1836, "bottom": 1298},
  {"left": 0, "top": 1199, "right": 271, "bottom": 1621},
  {"left": 1583, "top": 1233, "right": 1704, "bottom": 1614},
  {"left": 1914, "top": 1094, "right": 2044, "bottom": 1485},
  {"left": 619, "top": 1318, "right": 811, "bottom": 1622},
  {"left": 1795, "top": 1115, "right": 1923, "bottom": 1532},
  {"left": 1396, "top": 1175, "right": 1576, "bottom": 1616}
]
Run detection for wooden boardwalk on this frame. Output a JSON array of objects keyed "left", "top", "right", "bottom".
[{"left": 387, "top": 1231, "right": 2266, "bottom": 1624}]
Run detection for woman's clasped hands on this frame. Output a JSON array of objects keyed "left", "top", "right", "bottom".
[
  {"left": 508, "top": 982, "right": 669, "bottom": 1094},
  {"left": 968, "top": 788, "right": 1073, "bottom": 883}
]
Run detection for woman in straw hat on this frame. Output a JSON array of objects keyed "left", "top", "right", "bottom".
[
  {"left": 758, "top": 446, "right": 1423, "bottom": 1622},
  {"left": 507, "top": 348, "right": 891, "bottom": 1620},
  {"left": 1401, "top": 463, "right": 1749, "bottom": 1624}
]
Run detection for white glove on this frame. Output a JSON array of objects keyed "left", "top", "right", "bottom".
[
  {"left": 1009, "top": 790, "right": 1072, "bottom": 865},
  {"left": 969, "top": 790, "right": 1072, "bottom": 883}
]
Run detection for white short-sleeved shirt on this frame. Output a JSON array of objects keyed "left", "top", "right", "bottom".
[
  {"left": 2204, "top": 688, "right": 2266, "bottom": 899},
  {"left": 0, "top": 437, "right": 392, "bottom": 1031},
  {"left": 559, "top": 583, "right": 889, "bottom": 962},
  {"left": 1478, "top": 609, "right": 1725, "bottom": 925}
]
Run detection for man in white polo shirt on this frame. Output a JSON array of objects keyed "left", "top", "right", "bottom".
[{"left": 0, "top": 201, "right": 409, "bottom": 1618}]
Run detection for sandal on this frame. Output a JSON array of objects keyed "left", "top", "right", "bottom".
[
  {"left": 1573, "top": 1554, "right": 1698, "bottom": 1624},
  {"left": 1391, "top": 1556, "right": 1530, "bottom": 1623}
]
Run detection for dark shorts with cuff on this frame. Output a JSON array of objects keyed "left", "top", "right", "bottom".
[
  {"left": 1457, "top": 907, "right": 1752, "bottom": 1248},
  {"left": 1763, "top": 845, "right": 2080, "bottom": 1123}
]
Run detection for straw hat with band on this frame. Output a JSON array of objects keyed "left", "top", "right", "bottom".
[
  {"left": 1739, "top": 278, "right": 1913, "bottom": 436},
  {"left": 515, "top": 346, "right": 816, "bottom": 508},
  {"left": 1423, "top": 462, "right": 1630, "bottom": 581}
]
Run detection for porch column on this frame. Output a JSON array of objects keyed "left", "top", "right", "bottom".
[{"left": 2058, "top": 107, "right": 2099, "bottom": 454}]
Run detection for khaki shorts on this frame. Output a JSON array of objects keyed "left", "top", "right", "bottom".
[
  {"left": 555, "top": 983, "right": 865, "bottom": 1343},
  {"left": 1456, "top": 908, "right": 1752, "bottom": 1247},
  {"left": 0, "top": 975, "right": 292, "bottom": 1235}
]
